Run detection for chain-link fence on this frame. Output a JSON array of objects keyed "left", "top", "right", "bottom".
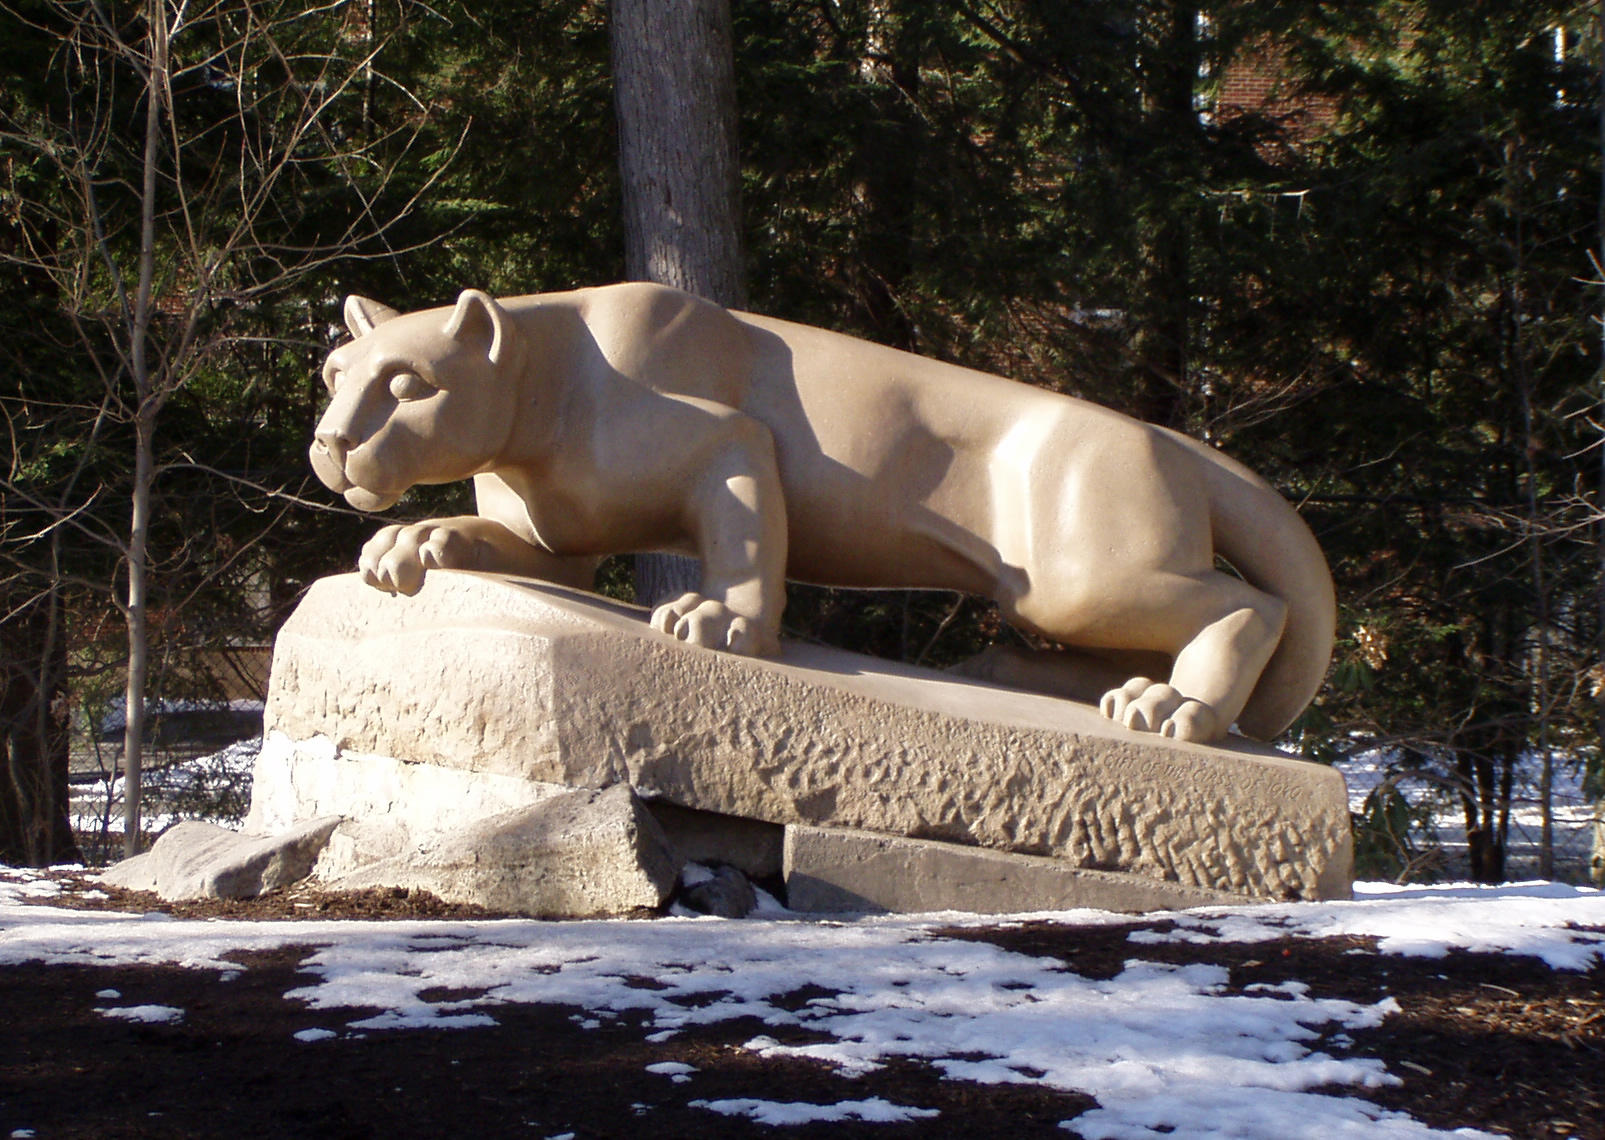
[
  {"left": 1336, "top": 751, "right": 1601, "bottom": 884},
  {"left": 68, "top": 700, "right": 263, "bottom": 865}
]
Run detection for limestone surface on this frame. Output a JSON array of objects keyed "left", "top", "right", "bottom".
[
  {"left": 266, "top": 572, "right": 1352, "bottom": 902},
  {"left": 323, "top": 784, "right": 679, "bottom": 917},
  {"left": 103, "top": 817, "right": 341, "bottom": 901},
  {"left": 244, "top": 732, "right": 571, "bottom": 855},
  {"left": 784, "top": 824, "right": 1244, "bottom": 915}
]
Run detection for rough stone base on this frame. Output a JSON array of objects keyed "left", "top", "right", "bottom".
[
  {"left": 783, "top": 824, "right": 1246, "bottom": 915},
  {"left": 103, "top": 817, "right": 341, "bottom": 901},
  {"left": 324, "top": 785, "right": 678, "bottom": 916},
  {"left": 259, "top": 572, "right": 1354, "bottom": 908}
]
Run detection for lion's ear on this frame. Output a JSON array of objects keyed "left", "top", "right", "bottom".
[
  {"left": 344, "top": 295, "right": 400, "bottom": 339},
  {"left": 443, "top": 289, "right": 510, "bottom": 365}
]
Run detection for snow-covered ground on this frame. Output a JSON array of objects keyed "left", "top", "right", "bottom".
[{"left": 2, "top": 869, "right": 1600, "bottom": 1140}]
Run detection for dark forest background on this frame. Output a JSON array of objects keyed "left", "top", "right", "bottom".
[{"left": 2, "top": 0, "right": 1601, "bottom": 879}]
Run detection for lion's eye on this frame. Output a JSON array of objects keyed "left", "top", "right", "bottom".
[{"left": 388, "top": 371, "right": 436, "bottom": 401}]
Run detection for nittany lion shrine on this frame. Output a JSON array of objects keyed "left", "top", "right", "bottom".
[{"left": 109, "top": 282, "right": 1350, "bottom": 916}]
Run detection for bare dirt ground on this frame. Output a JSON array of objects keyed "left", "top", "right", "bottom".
[{"left": 2, "top": 874, "right": 1601, "bottom": 1140}]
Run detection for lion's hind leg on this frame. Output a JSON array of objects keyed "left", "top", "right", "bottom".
[{"left": 1094, "top": 571, "right": 1287, "bottom": 743}]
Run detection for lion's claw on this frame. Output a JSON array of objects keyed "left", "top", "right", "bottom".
[
  {"left": 650, "top": 593, "right": 774, "bottom": 656},
  {"left": 359, "top": 522, "right": 476, "bottom": 596},
  {"left": 1100, "top": 677, "right": 1221, "bottom": 742}
]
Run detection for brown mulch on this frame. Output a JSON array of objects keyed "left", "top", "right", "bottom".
[
  {"left": 2, "top": 873, "right": 1601, "bottom": 1139},
  {"left": 33, "top": 872, "right": 659, "bottom": 922},
  {"left": 32, "top": 871, "right": 522, "bottom": 921}
]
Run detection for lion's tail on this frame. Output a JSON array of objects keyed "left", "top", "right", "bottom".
[{"left": 1163, "top": 430, "right": 1336, "bottom": 741}]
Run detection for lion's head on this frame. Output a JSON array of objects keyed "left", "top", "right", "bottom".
[{"left": 310, "top": 289, "right": 525, "bottom": 512}]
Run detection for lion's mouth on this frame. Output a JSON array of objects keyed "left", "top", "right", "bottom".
[
  {"left": 309, "top": 441, "right": 402, "bottom": 512},
  {"left": 343, "top": 486, "right": 402, "bottom": 512}
]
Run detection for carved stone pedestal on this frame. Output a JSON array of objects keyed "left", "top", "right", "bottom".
[{"left": 232, "top": 571, "right": 1351, "bottom": 914}]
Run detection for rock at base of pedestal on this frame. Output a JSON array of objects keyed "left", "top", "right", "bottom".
[
  {"left": 680, "top": 863, "right": 761, "bottom": 918},
  {"left": 102, "top": 817, "right": 341, "bottom": 901},
  {"left": 244, "top": 733, "right": 573, "bottom": 842},
  {"left": 783, "top": 825, "right": 1255, "bottom": 915},
  {"left": 645, "top": 801, "right": 784, "bottom": 879},
  {"left": 321, "top": 784, "right": 679, "bottom": 917}
]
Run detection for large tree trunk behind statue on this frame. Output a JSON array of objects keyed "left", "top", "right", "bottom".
[
  {"left": 0, "top": 588, "right": 79, "bottom": 866},
  {"left": 611, "top": 0, "right": 747, "bottom": 607}
]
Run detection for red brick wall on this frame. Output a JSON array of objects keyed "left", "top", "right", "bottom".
[{"left": 1216, "top": 40, "right": 1338, "bottom": 145}]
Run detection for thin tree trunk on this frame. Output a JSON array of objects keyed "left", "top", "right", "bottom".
[
  {"left": 1498, "top": 745, "right": 1515, "bottom": 870},
  {"left": 1506, "top": 140, "right": 1554, "bottom": 880},
  {"left": 122, "top": 425, "right": 153, "bottom": 858},
  {"left": 1517, "top": 346, "right": 1554, "bottom": 879},
  {"left": 611, "top": 0, "right": 747, "bottom": 607},
  {"left": 43, "top": 537, "right": 76, "bottom": 861},
  {"left": 2, "top": 600, "right": 48, "bottom": 865},
  {"left": 122, "top": 0, "right": 166, "bottom": 859},
  {"left": 1593, "top": 0, "right": 1605, "bottom": 887}
]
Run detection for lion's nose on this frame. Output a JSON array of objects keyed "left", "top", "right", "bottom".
[
  {"left": 313, "top": 424, "right": 352, "bottom": 465},
  {"left": 309, "top": 420, "right": 357, "bottom": 494}
]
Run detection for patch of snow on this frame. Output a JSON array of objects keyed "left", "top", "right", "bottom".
[
  {"left": 644, "top": 1061, "right": 696, "bottom": 1075},
  {"left": 0, "top": 871, "right": 62, "bottom": 900},
  {"left": 346, "top": 1009, "right": 498, "bottom": 1031},
  {"left": 680, "top": 862, "right": 716, "bottom": 887},
  {"left": 273, "top": 924, "right": 1420, "bottom": 1138},
  {"left": 751, "top": 884, "right": 788, "bottom": 914},
  {"left": 1127, "top": 881, "right": 1605, "bottom": 971},
  {"left": 70, "top": 735, "right": 262, "bottom": 836},
  {"left": 1061, "top": 1086, "right": 1491, "bottom": 1139},
  {"left": 690, "top": 1096, "right": 939, "bottom": 1125},
  {"left": 95, "top": 1004, "right": 183, "bottom": 1024},
  {"left": 293, "top": 1028, "right": 338, "bottom": 1042},
  {"left": 95, "top": 988, "right": 121, "bottom": 999},
  {"left": 12, "top": 1129, "right": 37, "bottom": 1138}
]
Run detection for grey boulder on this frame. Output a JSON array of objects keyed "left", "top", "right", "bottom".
[{"left": 102, "top": 816, "right": 341, "bottom": 901}]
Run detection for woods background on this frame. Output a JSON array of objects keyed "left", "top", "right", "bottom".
[{"left": 1, "top": 0, "right": 1601, "bottom": 881}]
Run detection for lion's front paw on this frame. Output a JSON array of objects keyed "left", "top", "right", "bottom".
[
  {"left": 1098, "top": 678, "right": 1222, "bottom": 743},
  {"left": 358, "top": 522, "right": 478, "bottom": 596},
  {"left": 650, "top": 592, "right": 776, "bottom": 656}
]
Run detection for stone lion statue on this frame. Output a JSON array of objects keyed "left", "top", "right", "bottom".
[{"left": 309, "top": 282, "right": 1334, "bottom": 744}]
